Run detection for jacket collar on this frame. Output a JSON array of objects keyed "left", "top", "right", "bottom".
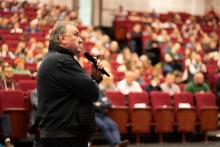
[{"left": 49, "top": 44, "right": 73, "bottom": 56}]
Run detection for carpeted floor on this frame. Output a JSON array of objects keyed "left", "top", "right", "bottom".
[
  {"left": 94, "top": 142, "right": 220, "bottom": 147},
  {"left": 12, "top": 131, "right": 220, "bottom": 147}
]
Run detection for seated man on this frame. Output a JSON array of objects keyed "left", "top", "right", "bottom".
[
  {"left": 0, "top": 63, "right": 20, "bottom": 90},
  {"left": 185, "top": 72, "right": 210, "bottom": 94},
  {"left": 93, "top": 90, "right": 129, "bottom": 147},
  {"left": 117, "top": 70, "right": 142, "bottom": 95},
  {"left": 160, "top": 73, "right": 180, "bottom": 96}
]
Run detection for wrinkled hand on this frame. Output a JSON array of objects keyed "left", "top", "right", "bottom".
[{"left": 91, "top": 58, "right": 104, "bottom": 83}]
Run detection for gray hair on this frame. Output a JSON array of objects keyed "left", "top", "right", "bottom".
[{"left": 49, "top": 21, "right": 75, "bottom": 47}]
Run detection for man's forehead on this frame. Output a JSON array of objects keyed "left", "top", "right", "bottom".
[{"left": 4, "top": 67, "right": 13, "bottom": 71}]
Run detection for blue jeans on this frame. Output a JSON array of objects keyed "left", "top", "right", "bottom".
[
  {"left": 0, "top": 114, "right": 11, "bottom": 137},
  {"left": 95, "top": 113, "right": 121, "bottom": 147}
]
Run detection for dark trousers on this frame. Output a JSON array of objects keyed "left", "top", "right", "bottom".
[{"left": 41, "top": 138, "right": 88, "bottom": 147}]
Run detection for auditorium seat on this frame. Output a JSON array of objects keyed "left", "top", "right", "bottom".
[
  {"left": 128, "top": 92, "right": 152, "bottom": 143},
  {"left": 105, "top": 90, "right": 129, "bottom": 134},
  {"left": 177, "top": 84, "right": 185, "bottom": 92},
  {"left": 112, "top": 71, "right": 124, "bottom": 83},
  {"left": 195, "top": 92, "right": 218, "bottom": 142},
  {"left": 13, "top": 74, "right": 32, "bottom": 82},
  {"left": 18, "top": 80, "right": 36, "bottom": 96},
  {"left": 173, "top": 92, "right": 197, "bottom": 143},
  {"left": 25, "top": 62, "right": 37, "bottom": 72},
  {"left": 150, "top": 91, "right": 174, "bottom": 143},
  {"left": 0, "top": 90, "right": 27, "bottom": 139}
]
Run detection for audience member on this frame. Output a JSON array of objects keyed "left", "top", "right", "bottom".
[
  {"left": 144, "top": 77, "right": 161, "bottom": 92},
  {"left": 100, "top": 75, "right": 118, "bottom": 91},
  {"left": 13, "top": 58, "right": 31, "bottom": 75},
  {"left": 0, "top": 64, "right": 20, "bottom": 90},
  {"left": 144, "top": 33, "right": 160, "bottom": 65},
  {"left": 26, "top": 20, "right": 40, "bottom": 33},
  {"left": 0, "top": 44, "right": 15, "bottom": 59},
  {"left": 160, "top": 73, "right": 180, "bottom": 96},
  {"left": 128, "top": 24, "right": 143, "bottom": 56},
  {"left": 113, "top": 5, "right": 127, "bottom": 20},
  {"left": 184, "top": 72, "right": 210, "bottom": 94},
  {"left": 10, "top": 22, "right": 23, "bottom": 33},
  {"left": 117, "top": 70, "right": 142, "bottom": 95},
  {"left": 187, "top": 53, "right": 207, "bottom": 81}
]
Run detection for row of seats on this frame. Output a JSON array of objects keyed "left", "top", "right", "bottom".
[
  {"left": 0, "top": 88, "right": 218, "bottom": 142},
  {"left": 104, "top": 90, "right": 218, "bottom": 143}
]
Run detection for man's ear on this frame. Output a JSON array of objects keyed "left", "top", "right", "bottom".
[{"left": 59, "top": 34, "right": 65, "bottom": 43}]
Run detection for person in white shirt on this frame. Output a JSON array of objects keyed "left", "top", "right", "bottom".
[
  {"left": 117, "top": 70, "right": 142, "bottom": 95},
  {"left": 160, "top": 73, "right": 180, "bottom": 96}
]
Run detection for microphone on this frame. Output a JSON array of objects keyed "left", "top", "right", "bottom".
[{"left": 84, "top": 52, "right": 110, "bottom": 77}]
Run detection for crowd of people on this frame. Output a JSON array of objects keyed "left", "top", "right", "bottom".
[{"left": 0, "top": 0, "right": 220, "bottom": 146}]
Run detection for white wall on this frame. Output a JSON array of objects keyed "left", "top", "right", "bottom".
[
  {"left": 93, "top": 0, "right": 101, "bottom": 26},
  {"left": 212, "top": 0, "right": 220, "bottom": 14},
  {"left": 79, "top": 0, "right": 92, "bottom": 25}
]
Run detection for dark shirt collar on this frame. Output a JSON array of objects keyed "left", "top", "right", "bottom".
[{"left": 49, "top": 44, "right": 73, "bottom": 56}]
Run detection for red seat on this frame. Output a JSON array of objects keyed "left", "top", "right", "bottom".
[
  {"left": 0, "top": 90, "right": 27, "bottom": 139},
  {"left": 128, "top": 91, "right": 150, "bottom": 108},
  {"left": 18, "top": 79, "right": 36, "bottom": 110},
  {"left": 173, "top": 92, "right": 194, "bottom": 111},
  {"left": 83, "top": 42, "right": 95, "bottom": 52},
  {"left": 173, "top": 92, "right": 196, "bottom": 143},
  {"left": 128, "top": 92, "right": 151, "bottom": 143},
  {"left": 195, "top": 92, "right": 218, "bottom": 142},
  {"left": 18, "top": 80, "right": 36, "bottom": 94},
  {"left": 3, "top": 57, "right": 15, "bottom": 65},
  {"left": 13, "top": 74, "right": 32, "bottom": 82},
  {"left": 105, "top": 90, "right": 126, "bottom": 107},
  {"left": 150, "top": 91, "right": 174, "bottom": 143},
  {"left": 105, "top": 90, "right": 129, "bottom": 133},
  {"left": 25, "top": 62, "right": 37, "bottom": 72},
  {"left": 0, "top": 90, "right": 26, "bottom": 112},
  {"left": 177, "top": 84, "right": 185, "bottom": 92},
  {"left": 112, "top": 71, "right": 124, "bottom": 83}
]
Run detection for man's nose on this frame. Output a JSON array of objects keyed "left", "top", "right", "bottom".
[{"left": 78, "top": 37, "right": 83, "bottom": 44}]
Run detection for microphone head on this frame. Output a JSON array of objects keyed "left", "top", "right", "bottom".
[{"left": 84, "top": 52, "right": 96, "bottom": 64}]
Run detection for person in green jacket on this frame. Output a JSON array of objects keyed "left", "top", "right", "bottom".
[{"left": 185, "top": 72, "right": 210, "bottom": 94}]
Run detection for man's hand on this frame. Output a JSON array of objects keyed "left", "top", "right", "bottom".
[{"left": 91, "top": 58, "right": 104, "bottom": 83}]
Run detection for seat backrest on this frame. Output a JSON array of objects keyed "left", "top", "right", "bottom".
[
  {"left": 173, "top": 92, "right": 194, "bottom": 111},
  {"left": 0, "top": 90, "right": 26, "bottom": 112},
  {"left": 13, "top": 74, "right": 32, "bottom": 82},
  {"left": 18, "top": 80, "right": 37, "bottom": 93},
  {"left": 25, "top": 63, "right": 37, "bottom": 72},
  {"left": 105, "top": 90, "right": 125, "bottom": 106},
  {"left": 150, "top": 91, "right": 171, "bottom": 111},
  {"left": 195, "top": 92, "right": 216, "bottom": 112},
  {"left": 178, "top": 84, "right": 185, "bottom": 92},
  {"left": 128, "top": 91, "right": 149, "bottom": 108}
]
